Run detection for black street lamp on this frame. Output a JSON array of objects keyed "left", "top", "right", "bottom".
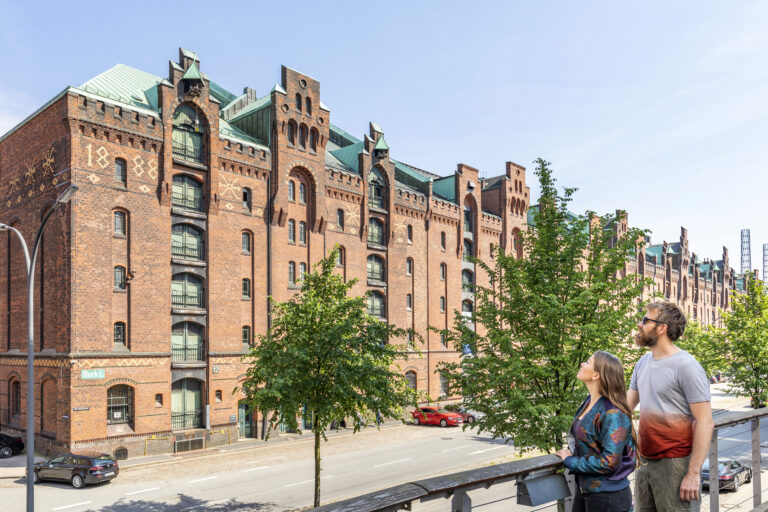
[{"left": 0, "top": 184, "right": 78, "bottom": 512}]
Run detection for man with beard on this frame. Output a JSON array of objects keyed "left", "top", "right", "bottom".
[{"left": 628, "top": 302, "right": 713, "bottom": 511}]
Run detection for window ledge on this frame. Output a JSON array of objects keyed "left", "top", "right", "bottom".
[
  {"left": 242, "top": 251, "right": 252, "bottom": 256},
  {"left": 288, "top": 284, "right": 302, "bottom": 290},
  {"left": 113, "top": 234, "right": 127, "bottom": 240},
  {"left": 369, "top": 206, "right": 388, "bottom": 215},
  {"left": 171, "top": 207, "right": 207, "bottom": 219},
  {"left": 172, "top": 158, "right": 208, "bottom": 170},
  {"left": 113, "top": 288, "right": 127, "bottom": 293},
  {"left": 367, "top": 279, "right": 387, "bottom": 288},
  {"left": 242, "top": 297, "right": 252, "bottom": 301},
  {"left": 171, "top": 307, "right": 206, "bottom": 315},
  {"left": 171, "top": 258, "right": 207, "bottom": 267},
  {"left": 367, "top": 243, "right": 387, "bottom": 251}
]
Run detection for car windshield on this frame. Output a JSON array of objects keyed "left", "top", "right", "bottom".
[
  {"left": 92, "top": 455, "right": 113, "bottom": 462},
  {"left": 702, "top": 461, "right": 728, "bottom": 472}
]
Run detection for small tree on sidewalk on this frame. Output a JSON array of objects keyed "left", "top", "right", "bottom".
[
  {"left": 717, "top": 273, "right": 768, "bottom": 408},
  {"left": 440, "top": 158, "right": 650, "bottom": 453},
  {"left": 237, "top": 248, "right": 418, "bottom": 507}
]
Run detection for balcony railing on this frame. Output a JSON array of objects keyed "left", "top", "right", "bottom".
[
  {"left": 171, "top": 342, "right": 205, "bottom": 362},
  {"left": 172, "top": 291, "right": 204, "bottom": 309},
  {"left": 171, "top": 241, "right": 205, "bottom": 260},
  {"left": 314, "top": 407, "right": 768, "bottom": 512},
  {"left": 172, "top": 410, "right": 202, "bottom": 430},
  {"left": 172, "top": 141, "right": 204, "bottom": 164},
  {"left": 172, "top": 192, "right": 204, "bottom": 213}
]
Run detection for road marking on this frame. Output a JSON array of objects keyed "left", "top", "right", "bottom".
[
  {"left": 374, "top": 458, "right": 411, "bottom": 467},
  {"left": 125, "top": 487, "right": 160, "bottom": 496},
  {"left": 189, "top": 475, "right": 218, "bottom": 483},
  {"left": 284, "top": 475, "right": 334, "bottom": 488},
  {"left": 52, "top": 502, "right": 92, "bottom": 511},
  {"left": 441, "top": 444, "right": 471, "bottom": 452},
  {"left": 243, "top": 465, "right": 270, "bottom": 472},
  {"left": 469, "top": 446, "right": 507, "bottom": 455}
]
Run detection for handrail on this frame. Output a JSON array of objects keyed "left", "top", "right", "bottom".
[{"left": 313, "top": 407, "right": 768, "bottom": 512}]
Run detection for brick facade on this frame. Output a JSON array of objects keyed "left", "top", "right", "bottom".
[{"left": 0, "top": 48, "right": 741, "bottom": 458}]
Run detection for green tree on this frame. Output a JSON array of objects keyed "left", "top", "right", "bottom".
[
  {"left": 440, "top": 158, "right": 650, "bottom": 452},
  {"left": 717, "top": 273, "right": 768, "bottom": 408},
  {"left": 676, "top": 318, "right": 726, "bottom": 380},
  {"left": 237, "top": 248, "right": 418, "bottom": 507}
]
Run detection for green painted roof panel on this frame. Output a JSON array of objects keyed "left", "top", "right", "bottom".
[
  {"left": 329, "top": 141, "right": 364, "bottom": 174},
  {"left": 182, "top": 62, "right": 202, "bottom": 80},
  {"left": 80, "top": 64, "right": 164, "bottom": 111},
  {"left": 228, "top": 94, "right": 272, "bottom": 122},
  {"left": 433, "top": 176, "right": 456, "bottom": 202},
  {"left": 373, "top": 136, "right": 389, "bottom": 150}
]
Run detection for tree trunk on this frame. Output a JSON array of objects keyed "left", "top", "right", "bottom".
[{"left": 314, "top": 414, "right": 321, "bottom": 508}]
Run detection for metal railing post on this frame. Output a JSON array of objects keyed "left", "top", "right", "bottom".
[
  {"left": 753, "top": 418, "right": 762, "bottom": 510},
  {"left": 451, "top": 490, "right": 471, "bottom": 511},
  {"left": 708, "top": 429, "right": 719, "bottom": 512}
]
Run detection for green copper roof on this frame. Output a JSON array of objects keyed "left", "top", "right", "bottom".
[
  {"left": 80, "top": 64, "right": 164, "bottom": 111},
  {"left": 228, "top": 93, "right": 271, "bottom": 122},
  {"left": 645, "top": 245, "right": 663, "bottom": 262},
  {"left": 181, "top": 48, "right": 199, "bottom": 61},
  {"left": 329, "top": 141, "right": 365, "bottom": 174},
  {"left": 433, "top": 175, "right": 456, "bottom": 202},
  {"left": 329, "top": 123, "right": 361, "bottom": 146},
  {"left": 209, "top": 81, "right": 237, "bottom": 106},
  {"left": 182, "top": 62, "right": 202, "bottom": 80},
  {"left": 373, "top": 136, "right": 389, "bottom": 151}
]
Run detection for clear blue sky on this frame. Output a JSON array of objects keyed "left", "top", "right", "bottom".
[{"left": 1, "top": 1, "right": 766, "bottom": 273}]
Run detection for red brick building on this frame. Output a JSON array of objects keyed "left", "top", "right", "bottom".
[{"left": 0, "top": 49, "right": 529, "bottom": 457}]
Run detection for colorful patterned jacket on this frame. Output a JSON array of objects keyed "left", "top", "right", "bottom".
[{"left": 563, "top": 395, "right": 636, "bottom": 493}]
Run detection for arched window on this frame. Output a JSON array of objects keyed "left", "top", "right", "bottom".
[
  {"left": 172, "top": 322, "right": 204, "bottom": 362},
  {"left": 368, "top": 168, "right": 387, "bottom": 209},
  {"left": 462, "top": 270, "right": 474, "bottom": 291},
  {"left": 287, "top": 121, "right": 296, "bottom": 146},
  {"left": 242, "top": 325, "right": 252, "bottom": 346},
  {"left": 115, "top": 158, "right": 127, "bottom": 186},
  {"left": 295, "top": 93, "right": 302, "bottom": 112},
  {"left": 336, "top": 209, "right": 344, "bottom": 229},
  {"left": 367, "top": 255, "right": 385, "bottom": 281},
  {"left": 368, "top": 218, "right": 385, "bottom": 245},
  {"left": 309, "top": 128, "right": 318, "bottom": 152},
  {"left": 242, "top": 232, "right": 252, "bottom": 254},
  {"left": 406, "top": 258, "right": 413, "bottom": 275},
  {"left": 512, "top": 229, "right": 523, "bottom": 259},
  {"left": 463, "top": 239, "right": 473, "bottom": 261},
  {"left": 172, "top": 175, "right": 204, "bottom": 212},
  {"left": 288, "top": 262, "right": 296, "bottom": 284},
  {"left": 172, "top": 105, "right": 205, "bottom": 163},
  {"left": 288, "top": 180, "right": 296, "bottom": 201},
  {"left": 463, "top": 204, "right": 473, "bottom": 232},
  {"left": 299, "top": 183, "right": 307, "bottom": 204},
  {"left": 114, "top": 266, "right": 126, "bottom": 290},
  {"left": 305, "top": 97, "right": 312, "bottom": 115},
  {"left": 10, "top": 379, "right": 21, "bottom": 417},
  {"left": 440, "top": 263, "right": 446, "bottom": 281},
  {"left": 299, "top": 221, "right": 307, "bottom": 244},
  {"left": 172, "top": 224, "right": 204, "bottom": 260},
  {"left": 440, "top": 296, "right": 446, "bottom": 312},
  {"left": 406, "top": 293, "right": 413, "bottom": 310},
  {"left": 172, "top": 379, "right": 203, "bottom": 429},
  {"left": 40, "top": 379, "right": 56, "bottom": 432},
  {"left": 462, "top": 300, "right": 474, "bottom": 314},
  {"left": 114, "top": 322, "right": 126, "bottom": 346},
  {"left": 288, "top": 219, "right": 296, "bottom": 243},
  {"left": 440, "top": 231, "right": 446, "bottom": 250},
  {"left": 299, "top": 262, "right": 307, "bottom": 281},
  {"left": 299, "top": 125, "right": 307, "bottom": 149},
  {"left": 368, "top": 292, "right": 385, "bottom": 318},
  {"left": 405, "top": 371, "right": 417, "bottom": 390},
  {"left": 242, "top": 278, "right": 252, "bottom": 299},
  {"left": 113, "top": 211, "right": 127, "bottom": 236},
  {"left": 336, "top": 247, "right": 345, "bottom": 267},
  {"left": 172, "top": 273, "right": 204, "bottom": 308},
  {"left": 407, "top": 225, "right": 413, "bottom": 243},
  {"left": 107, "top": 385, "right": 134, "bottom": 426},
  {"left": 439, "top": 373, "right": 449, "bottom": 397}
]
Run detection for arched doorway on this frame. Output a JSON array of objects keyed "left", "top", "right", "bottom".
[
  {"left": 171, "top": 378, "right": 203, "bottom": 430},
  {"left": 238, "top": 400, "right": 255, "bottom": 438}
]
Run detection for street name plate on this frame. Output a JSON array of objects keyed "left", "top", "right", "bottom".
[{"left": 81, "top": 368, "right": 105, "bottom": 380}]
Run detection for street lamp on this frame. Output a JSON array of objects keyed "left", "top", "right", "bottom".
[{"left": 0, "top": 184, "right": 78, "bottom": 512}]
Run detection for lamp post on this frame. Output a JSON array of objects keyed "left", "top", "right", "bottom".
[{"left": 0, "top": 184, "right": 77, "bottom": 512}]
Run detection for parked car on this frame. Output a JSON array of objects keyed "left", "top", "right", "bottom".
[
  {"left": 411, "top": 407, "right": 463, "bottom": 427},
  {"left": 33, "top": 453, "right": 119, "bottom": 488},
  {"left": 444, "top": 404, "right": 485, "bottom": 424},
  {"left": 0, "top": 433, "right": 24, "bottom": 458},
  {"left": 702, "top": 459, "right": 752, "bottom": 491}
]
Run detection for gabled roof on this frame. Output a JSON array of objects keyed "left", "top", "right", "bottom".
[
  {"left": 209, "top": 81, "right": 238, "bottom": 106},
  {"left": 79, "top": 64, "right": 165, "bottom": 111},
  {"left": 433, "top": 175, "right": 456, "bottom": 202},
  {"left": 181, "top": 61, "right": 202, "bottom": 80},
  {"left": 228, "top": 93, "right": 271, "bottom": 122},
  {"left": 373, "top": 136, "right": 389, "bottom": 151},
  {"left": 218, "top": 118, "right": 268, "bottom": 150},
  {"left": 482, "top": 175, "right": 505, "bottom": 189},
  {"left": 329, "top": 141, "right": 365, "bottom": 174}
]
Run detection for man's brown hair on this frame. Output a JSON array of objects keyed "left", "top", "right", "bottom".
[{"left": 646, "top": 301, "right": 686, "bottom": 341}]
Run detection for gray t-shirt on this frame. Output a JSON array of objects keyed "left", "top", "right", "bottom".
[{"left": 630, "top": 349, "right": 710, "bottom": 459}]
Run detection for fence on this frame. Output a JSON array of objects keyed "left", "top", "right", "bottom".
[
  {"left": 172, "top": 290, "right": 204, "bottom": 309},
  {"left": 171, "top": 342, "right": 205, "bottom": 362},
  {"left": 172, "top": 141, "right": 204, "bottom": 164},
  {"left": 171, "top": 191, "right": 204, "bottom": 212},
  {"left": 171, "top": 240, "right": 205, "bottom": 260},
  {"left": 314, "top": 407, "right": 768, "bottom": 512},
  {"left": 171, "top": 410, "right": 203, "bottom": 431}
]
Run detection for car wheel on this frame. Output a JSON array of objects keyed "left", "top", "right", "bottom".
[
  {"left": 440, "top": 419, "right": 448, "bottom": 427},
  {"left": 413, "top": 417, "right": 420, "bottom": 425},
  {"left": 466, "top": 416, "right": 475, "bottom": 424},
  {"left": 0, "top": 446, "right": 12, "bottom": 459},
  {"left": 71, "top": 474, "right": 85, "bottom": 489},
  {"left": 733, "top": 476, "right": 740, "bottom": 491},
  {"left": 33, "top": 471, "right": 39, "bottom": 484}
]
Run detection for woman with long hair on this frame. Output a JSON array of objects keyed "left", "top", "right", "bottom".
[{"left": 555, "top": 350, "right": 637, "bottom": 512}]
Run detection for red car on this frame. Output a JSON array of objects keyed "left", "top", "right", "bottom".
[{"left": 411, "top": 407, "right": 464, "bottom": 427}]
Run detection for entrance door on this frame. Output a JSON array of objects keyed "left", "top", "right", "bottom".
[{"left": 238, "top": 401, "right": 253, "bottom": 438}]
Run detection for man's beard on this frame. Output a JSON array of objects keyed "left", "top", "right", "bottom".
[{"left": 635, "top": 329, "right": 658, "bottom": 347}]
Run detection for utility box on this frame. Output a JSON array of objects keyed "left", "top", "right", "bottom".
[{"left": 517, "top": 471, "right": 570, "bottom": 506}]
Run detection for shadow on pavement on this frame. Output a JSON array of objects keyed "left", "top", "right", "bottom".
[
  {"left": 467, "top": 436, "right": 514, "bottom": 446},
  {"left": 81, "top": 495, "right": 280, "bottom": 511}
]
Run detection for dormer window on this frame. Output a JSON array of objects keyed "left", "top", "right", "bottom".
[{"left": 373, "top": 136, "right": 389, "bottom": 160}]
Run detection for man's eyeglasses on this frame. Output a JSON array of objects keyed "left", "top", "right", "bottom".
[{"left": 641, "top": 316, "right": 666, "bottom": 326}]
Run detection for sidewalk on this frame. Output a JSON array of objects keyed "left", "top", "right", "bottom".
[{"left": 0, "top": 419, "right": 404, "bottom": 480}]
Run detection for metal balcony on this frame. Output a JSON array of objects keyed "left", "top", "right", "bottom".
[
  {"left": 171, "top": 291, "right": 204, "bottom": 309},
  {"left": 172, "top": 141, "right": 204, "bottom": 164},
  {"left": 171, "top": 410, "right": 202, "bottom": 431},
  {"left": 171, "top": 241, "right": 205, "bottom": 261},
  {"left": 171, "top": 192, "right": 204, "bottom": 213},
  {"left": 171, "top": 343, "right": 205, "bottom": 363}
]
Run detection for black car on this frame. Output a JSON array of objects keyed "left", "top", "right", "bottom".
[
  {"left": 702, "top": 459, "right": 752, "bottom": 491},
  {"left": 0, "top": 433, "right": 24, "bottom": 458},
  {"left": 33, "top": 453, "right": 119, "bottom": 488}
]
